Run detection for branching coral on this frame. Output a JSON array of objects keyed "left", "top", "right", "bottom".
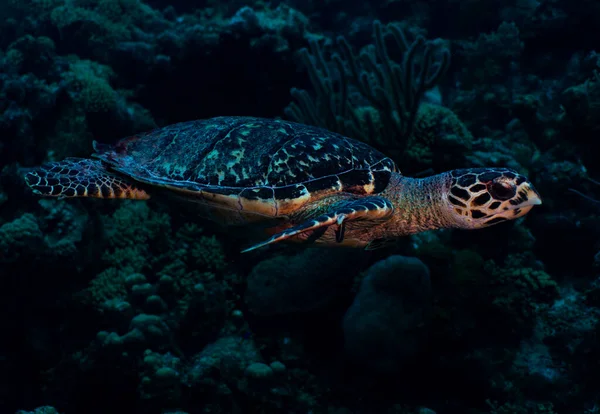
[{"left": 285, "top": 20, "right": 450, "bottom": 157}]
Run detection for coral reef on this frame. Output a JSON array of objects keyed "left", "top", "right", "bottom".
[{"left": 1, "top": 0, "right": 599, "bottom": 413}]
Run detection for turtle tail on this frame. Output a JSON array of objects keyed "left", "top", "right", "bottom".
[{"left": 24, "top": 158, "right": 150, "bottom": 200}]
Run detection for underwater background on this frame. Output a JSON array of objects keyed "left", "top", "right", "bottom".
[{"left": 1, "top": 0, "right": 600, "bottom": 413}]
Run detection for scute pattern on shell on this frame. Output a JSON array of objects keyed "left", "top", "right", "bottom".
[{"left": 94, "top": 117, "right": 397, "bottom": 194}]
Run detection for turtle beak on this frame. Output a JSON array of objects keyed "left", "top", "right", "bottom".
[
  {"left": 509, "top": 183, "right": 541, "bottom": 219},
  {"left": 502, "top": 182, "right": 541, "bottom": 220},
  {"left": 523, "top": 183, "right": 542, "bottom": 207}
]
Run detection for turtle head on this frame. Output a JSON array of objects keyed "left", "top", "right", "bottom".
[{"left": 445, "top": 167, "right": 542, "bottom": 229}]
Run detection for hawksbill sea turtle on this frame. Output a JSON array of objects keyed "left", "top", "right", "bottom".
[{"left": 24, "top": 116, "right": 542, "bottom": 252}]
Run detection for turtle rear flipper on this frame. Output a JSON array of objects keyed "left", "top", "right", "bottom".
[
  {"left": 241, "top": 196, "right": 394, "bottom": 253},
  {"left": 24, "top": 158, "right": 150, "bottom": 200}
]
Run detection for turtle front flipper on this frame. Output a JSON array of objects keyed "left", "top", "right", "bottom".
[
  {"left": 241, "top": 196, "right": 394, "bottom": 253},
  {"left": 24, "top": 158, "right": 150, "bottom": 200}
]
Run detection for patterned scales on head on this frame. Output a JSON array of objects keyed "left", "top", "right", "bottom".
[
  {"left": 447, "top": 167, "right": 534, "bottom": 225},
  {"left": 93, "top": 116, "right": 397, "bottom": 225}
]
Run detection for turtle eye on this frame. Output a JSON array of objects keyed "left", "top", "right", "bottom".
[{"left": 488, "top": 180, "right": 516, "bottom": 200}]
